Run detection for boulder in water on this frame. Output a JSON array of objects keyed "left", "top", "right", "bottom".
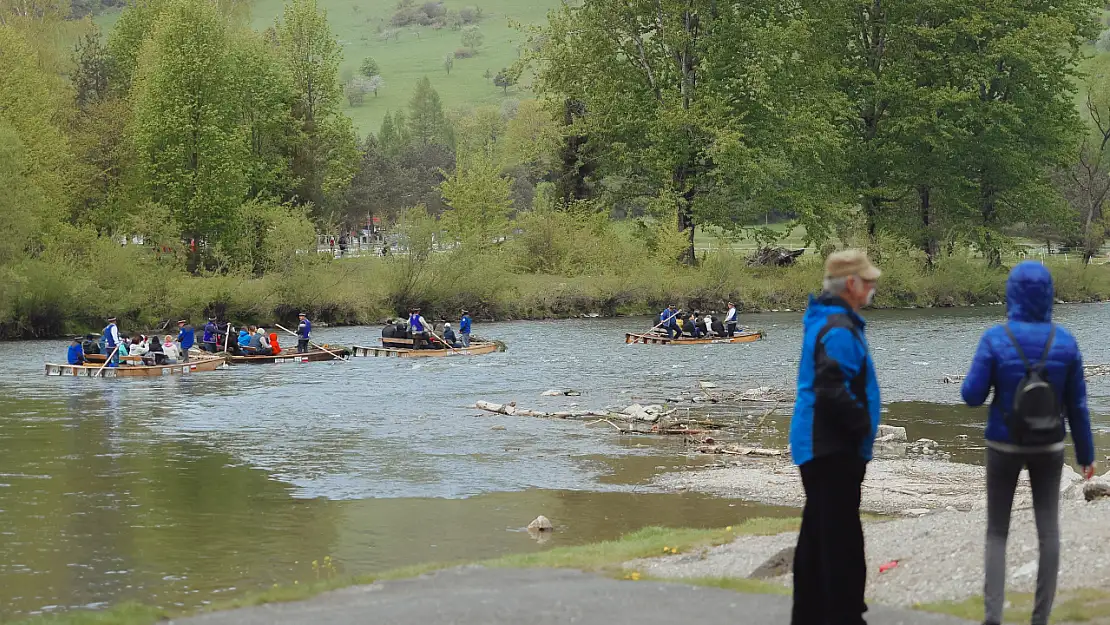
[{"left": 528, "top": 515, "right": 554, "bottom": 531}]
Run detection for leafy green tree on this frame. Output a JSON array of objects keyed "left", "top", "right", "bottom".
[
  {"left": 130, "top": 0, "right": 246, "bottom": 270},
  {"left": 443, "top": 52, "right": 454, "bottom": 75},
  {"left": 460, "top": 25, "right": 483, "bottom": 51},
  {"left": 1056, "top": 55, "right": 1110, "bottom": 263},
  {"left": 0, "top": 25, "right": 72, "bottom": 215},
  {"left": 407, "top": 77, "right": 452, "bottom": 148},
  {"left": 274, "top": 0, "right": 358, "bottom": 215},
  {"left": 359, "top": 56, "right": 380, "bottom": 78},
  {"left": 492, "top": 67, "right": 515, "bottom": 94},
  {"left": 531, "top": 0, "right": 842, "bottom": 264},
  {"left": 440, "top": 148, "right": 513, "bottom": 249}
]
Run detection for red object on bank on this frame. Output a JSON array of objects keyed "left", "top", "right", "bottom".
[{"left": 879, "top": 560, "right": 899, "bottom": 573}]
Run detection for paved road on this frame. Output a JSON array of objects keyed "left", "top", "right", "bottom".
[{"left": 172, "top": 567, "right": 974, "bottom": 625}]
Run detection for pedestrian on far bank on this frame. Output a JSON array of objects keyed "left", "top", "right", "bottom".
[
  {"left": 296, "top": 312, "right": 311, "bottom": 354},
  {"left": 788, "top": 249, "right": 882, "bottom": 625},
  {"left": 459, "top": 310, "right": 472, "bottom": 347},
  {"left": 961, "top": 261, "right": 1096, "bottom": 625}
]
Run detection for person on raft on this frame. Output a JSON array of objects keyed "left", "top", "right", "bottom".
[
  {"left": 82, "top": 334, "right": 101, "bottom": 356},
  {"left": 162, "top": 334, "right": 183, "bottom": 363},
  {"left": 459, "top": 310, "right": 472, "bottom": 347},
  {"left": 296, "top": 312, "right": 311, "bottom": 354},
  {"left": 408, "top": 308, "right": 430, "bottom": 349},
  {"left": 659, "top": 305, "right": 681, "bottom": 338},
  {"left": 68, "top": 336, "right": 86, "bottom": 365},
  {"left": 443, "top": 323, "right": 460, "bottom": 348},
  {"left": 244, "top": 326, "right": 274, "bottom": 356},
  {"left": 103, "top": 316, "right": 121, "bottom": 367},
  {"left": 725, "top": 302, "right": 738, "bottom": 336},
  {"left": 202, "top": 317, "right": 219, "bottom": 353},
  {"left": 176, "top": 319, "right": 195, "bottom": 362}
]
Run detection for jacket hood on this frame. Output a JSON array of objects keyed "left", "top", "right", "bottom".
[
  {"left": 1006, "top": 261, "right": 1054, "bottom": 322},
  {"left": 803, "top": 293, "right": 864, "bottom": 330}
]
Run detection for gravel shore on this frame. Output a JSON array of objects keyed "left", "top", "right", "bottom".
[
  {"left": 629, "top": 499, "right": 1110, "bottom": 607},
  {"left": 644, "top": 457, "right": 1110, "bottom": 608},
  {"left": 654, "top": 456, "right": 1089, "bottom": 516}
]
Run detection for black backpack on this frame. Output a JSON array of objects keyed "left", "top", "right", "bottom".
[{"left": 1003, "top": 325, "right": 1063, "bottom": 444}]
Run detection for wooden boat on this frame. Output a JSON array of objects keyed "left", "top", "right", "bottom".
[
  {"left": 625, "top": 330, "right": 764, "bottom": 345},
  {"left": 225, "top": 346, "right": 350, "bottom": 364},
  {"left": 352, "top": 337, "right": 501, "bottom": 358},
  {"left": 44, "top": 355, "right": 226, "bottom": 378}
]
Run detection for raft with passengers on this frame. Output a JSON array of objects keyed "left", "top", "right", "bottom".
[
  {"left": 46, "top": 314, "right": 348, "bottom": 377},
  {"left": 626, "top": 303, "right": 764, "bottom": 345},
  {"left": 353, "top": 308, "right": 505, "bottom": 358}
]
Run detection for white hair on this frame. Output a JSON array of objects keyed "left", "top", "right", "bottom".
[{"left": 823, "top": 276, "right": 849, "bottom": 294}]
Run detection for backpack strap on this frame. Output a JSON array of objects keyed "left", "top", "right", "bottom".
[
  {"left": 1003, "top": 323, "right": 1055, "bottom": 371},
  {"left": 1003, "top": 324, "right": 1032, "bottom": 373},
  {"left": 1038, "top": 325, "right": 1056, "bottom": 368}
]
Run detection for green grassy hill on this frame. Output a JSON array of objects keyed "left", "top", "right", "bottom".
[{"left": 96, "top": 0, "right": 560, "bottom": 135}]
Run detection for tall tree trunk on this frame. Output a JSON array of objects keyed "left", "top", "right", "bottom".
[{"left": 980, "top": 183, "right": 1001, "bottom": 268}]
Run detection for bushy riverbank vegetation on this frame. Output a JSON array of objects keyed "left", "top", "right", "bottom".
[{"left": 5, "top": 0, "right": 1110, "bottom": 338}]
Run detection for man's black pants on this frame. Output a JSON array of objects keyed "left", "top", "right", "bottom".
[{"left": 792, "top": 453, "right": 868, "bottom": 625}]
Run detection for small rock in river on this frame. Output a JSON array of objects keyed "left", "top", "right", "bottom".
[
  {"left": 541, "top": 389, "right": 562, "bottom": 396},
  {"left": 698, "top": 381, "right": 719, "bottom": 389},
  {"left": 491, "top": 426, "right": 506, "bottom": 431},
  {"left": 904, "top": 508, "right": 930, "bottom": 517},
  {"left": 528, "top": 515, "right": 554, "bottom": 531}
]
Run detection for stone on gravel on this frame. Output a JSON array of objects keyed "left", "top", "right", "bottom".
[
  {"left": 699, "top": 381, "right": 719, "bottom": 389},
  {"left": 1084, "top": 480, "right": 1110, "bottom": 501},
  {"left": 749, "top": 546, "right": 795, "bottom": 579},
  {"left": 623, "top": 403, "right": 643, "bottom": 416},
  {"left": 877, "top": 425, "right": 908, "bottom": 442},
  {"left": 903, "top": 508, "right": 930, "bottom": 516},
  {"left": 527, "top": 515, "right": 553, "bottom": 531},
  {"left": 1060, "top": 465, "right": 1083, "bottom": 494}
]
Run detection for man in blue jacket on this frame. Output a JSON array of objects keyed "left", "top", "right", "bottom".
[
  {"left": 296, "top": 312, "right": 311, "bottom": 353},
  {"left": 176, "top": 319, "right": 195, "bottom": 362},
  {"left": 789, "top": 249, "right": 882, "bottom": 625},
  {"left": 961, "top": 261, "right": 1095, "bottom": 625},
  {"left": 67, "top": 336, "right": 86, "bottom": 365},
  {"left": 459, "top": 310, "right": 472, "bottom": 347}
]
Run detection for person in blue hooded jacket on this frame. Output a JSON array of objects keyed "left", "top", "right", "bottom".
[
  {"left": 961, "top": 261, "right": 1096, "bottom": 625},
  {"left": 67, "top": 336, "right": 86, "bottom": 365},
  {"left": 788, "top": 249, "right": 882, "bottom": 625},
  {"left": 176, "top": 319, "right": 195, "bottom": 362}
]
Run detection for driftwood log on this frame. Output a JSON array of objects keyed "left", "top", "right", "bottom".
[
  {"left": 748, "top": 247, "right": 805, "bottom": 267},
  {"left": 696, "top": 444, "right": 786, "bottom": 457},
  {"left": 473, "top": 400, "right": 721, "bottom": 435}
]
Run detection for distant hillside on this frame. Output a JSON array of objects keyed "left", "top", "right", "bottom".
[{"left": 95, "top": 0, "right": 561, "bottom": 134}]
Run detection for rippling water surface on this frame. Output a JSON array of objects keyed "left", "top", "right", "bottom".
[{"left": 2, "top": 305, "right": 1108, "bottom": 617}]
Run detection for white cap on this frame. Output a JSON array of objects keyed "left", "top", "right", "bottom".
[{"left": 445, "top": 323, "right": 451, "bottom": 328}]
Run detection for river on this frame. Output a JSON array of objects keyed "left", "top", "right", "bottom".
[{"left": 2, "top": 304, "right": 1109, "bottom": 618}]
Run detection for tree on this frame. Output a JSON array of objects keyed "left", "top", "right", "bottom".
[
  {"left": 1057, "top": 55, "right": 1110, "bottom": 263},
  {"left": 407, "top": 77, "right": 452, "bottom": 148},
  {"left": 130, "top": 0, "right": 246, "bottom": 270},
  {"left": 440, "top": 148, "right": 513, "bottom": 249},
  {"left": 492, "top": 67, "right": 515, "bottom": 94},
  {"left": 483, "top": 68, "right": 492, "bottom": 82},
  {"left": 345, "top": 76, "right": 373, "bottom": 106},
  {"left": 531, "top": 0, "right": 844, "bottom": 263},
  {"left": 460, "top": 25, "right": 483, "bottom": 51},
  {"left": 359, "top": 56, "right": 380, "bottom": 78},
  {"left": 443, "top": 52, "right": 454, "bottom": 75},
  {"left": 274, "top": 0, "right": 359, "bottom": 215}
]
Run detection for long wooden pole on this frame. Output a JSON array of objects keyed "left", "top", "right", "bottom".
[
  {"left": 644, "top": 309, "right": 682, "bottom": 336},
  {"left": 223, "top": 323, "right": 232, "bottom": 353},
  {"left": 274, "top": 324, "right": 347, "bottom": 362},
  {"left": 427, "top": 328, "right": 460, "bottom": 353},
  {"left": 96, "top": 344, "right": 121, "bottom": 378}
]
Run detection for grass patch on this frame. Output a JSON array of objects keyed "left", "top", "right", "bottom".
[
  {"left": 6, "top": 520, "right": 801, "bottom": 625},
  {"left": 917, "top": 588, "right": 1110, "bottom": 624}
]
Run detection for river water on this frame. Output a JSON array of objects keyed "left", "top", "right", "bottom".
[{"left": 2, "top": 304, "right": 1109, "bottom": 618}]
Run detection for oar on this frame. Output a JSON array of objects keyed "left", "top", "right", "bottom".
[
  {"left": 427, "top": 329, "right": 460, "bottom": 353},
  {"left": 96, "top": 344, "right": 121, "bottom": 377},
  {"left": 642, "top": 309, "right": 682, "bottom": 337},
  {"left": 223, "top": 323, "right": 232, "bottom": 353},
  {"left": 274, "top": 324, "right": 348, "bottom": 362}
]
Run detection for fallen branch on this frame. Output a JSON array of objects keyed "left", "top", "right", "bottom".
[{"left": 696, "top": 444, "right": 786, "bottom": 457}]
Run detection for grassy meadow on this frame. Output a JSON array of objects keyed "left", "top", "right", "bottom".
[{"left": 97, "top": 0, "right": 559, "bottom": 133}]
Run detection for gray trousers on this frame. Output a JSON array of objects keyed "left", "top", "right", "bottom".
[{"left": 984, "top": 446, "right": 1064, "bottom": 625}]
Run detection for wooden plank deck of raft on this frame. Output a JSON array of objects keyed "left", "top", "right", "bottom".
[
  {"left": 352, "top": 342, "right": 500, "bottom": 358},
  {"left": 44, "top": 356, "right": 225, "bottom": 378},
  {"left": 624, "top": 331, "right": 763, "bottom": 345}
]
